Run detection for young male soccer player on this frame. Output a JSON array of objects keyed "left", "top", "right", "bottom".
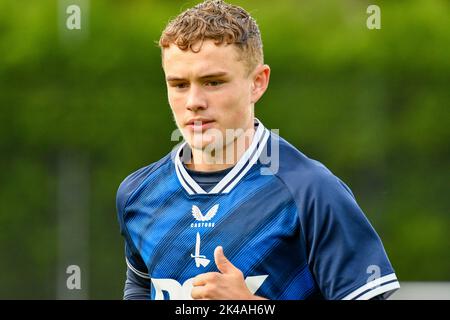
[{"left": 117, "top": 0, "right": 400, "bottom": 300}]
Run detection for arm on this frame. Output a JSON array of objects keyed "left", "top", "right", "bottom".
[
  {"left": 298, "top": 173, "right": 400, "bottom": 300},
  {"left": 117, "top": 167, "right": 154, "bottom": 300},
  {"left": 124, "top": 267, "right": 151, "bottom": 300}
]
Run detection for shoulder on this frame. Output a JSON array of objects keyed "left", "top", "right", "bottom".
[
  {"left": 269, "top": 134, "right": 356, "bottom": 206},
  {"left": 116, "top": 151, "right": 174, "bottom": 216}
]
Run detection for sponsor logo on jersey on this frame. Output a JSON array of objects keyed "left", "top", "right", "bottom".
[
  {"left": 190, "top": 204, "right": 218, "bottom": 228},
  {"left": 151, "top": 275, "right": 268, "bottom": 300}
]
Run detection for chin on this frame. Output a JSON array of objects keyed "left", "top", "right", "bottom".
[
  {"left": 190, "top": 140, "right": 213, "bottom": 151},
  {"left": 194, "top": 136, "right": 224, "bottom": 151}
]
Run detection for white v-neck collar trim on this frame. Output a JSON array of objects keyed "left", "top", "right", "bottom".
[{"left": 174, "top": 119, "right": 269, "bottom": 195}]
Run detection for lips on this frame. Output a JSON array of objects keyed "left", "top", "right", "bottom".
[
  {"left": 186, "top": 118, "right": 215, "bottom": 125},
  {"left": 186, "top": 118, "right": 215, "bottom": 132}
]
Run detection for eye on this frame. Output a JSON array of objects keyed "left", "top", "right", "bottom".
[
  {"left": 175, "top": 83, "right": 188, "bottom": 89},
  {"left": 206, "top": 80, "right": 223, "bottom": 87}
]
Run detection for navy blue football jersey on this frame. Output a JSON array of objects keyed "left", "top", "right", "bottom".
[{"left": 116, "top": 119, "right": 400, "bottom": 300}]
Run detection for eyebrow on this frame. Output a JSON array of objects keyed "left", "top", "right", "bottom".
[{"left": 166, "top": 72, "right": 229, "bottom": 82}]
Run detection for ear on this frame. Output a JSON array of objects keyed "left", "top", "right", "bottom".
[{"left": 250, "top": 64, "right": 271, "bottom": 104}]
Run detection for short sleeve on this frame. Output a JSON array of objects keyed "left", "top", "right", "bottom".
[
  {"left": 299, "top": 174, "right": 400, "bottom": 300},
  {"left": 124, "top": 242, "right": 150, "bottom": 279},
  {"left": 116, "top": 168, "right": 151, "bottom": 279}
]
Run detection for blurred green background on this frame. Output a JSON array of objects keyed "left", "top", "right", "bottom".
[{"left": 0, "top": 0, "right": 449, "bottom": 299}]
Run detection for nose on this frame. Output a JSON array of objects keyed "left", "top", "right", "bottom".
[{"left": 186, "top": 84, "right": 207, "bottom": 112}]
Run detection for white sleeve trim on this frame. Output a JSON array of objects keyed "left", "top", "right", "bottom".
[
  {"left": 356, "top": 281, "right": 400, "bottom": 300},
  {"left": 342, "top": 273, "right": 400, "bottom": 300},
  {"left": 126, "top": 258, "right": 150, "bottom": 279}
]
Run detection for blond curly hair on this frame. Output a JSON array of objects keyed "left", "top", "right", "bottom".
[{"left": 159, "top": 0, "right": 264, "bottom": 75}]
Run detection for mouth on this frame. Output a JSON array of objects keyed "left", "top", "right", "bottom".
[{"left": 186, "top": 118, "right": 216, "bottom": 132}]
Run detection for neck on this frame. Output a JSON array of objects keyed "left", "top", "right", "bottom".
[{"left": 186, "top": 125, "right": 256, "bottom": 172}]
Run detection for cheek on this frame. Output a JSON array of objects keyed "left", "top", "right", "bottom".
[
  {"left": 232, "top": 82, "right": 252, "bottom": 106},
  {"left": 168, "top": 93, "right": 184, "bottom": 114},
  {"left": 226, "top": 86, "right": 252, "bottom": 115},
  {"left": 218, "top": 100, "right": 251, "bottom": 130}
]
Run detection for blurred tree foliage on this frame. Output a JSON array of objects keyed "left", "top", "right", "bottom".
[{"left": 0, "top": 0, "right": 448, "bottom": 298}]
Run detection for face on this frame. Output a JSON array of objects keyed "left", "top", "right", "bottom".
[{"left": 162, "top": 40, "right": 269, "bottom": 152}]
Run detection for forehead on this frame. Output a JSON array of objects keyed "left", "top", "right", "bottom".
[{"left": 162, "top": 40, "right": 245, "bottom": 78}]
